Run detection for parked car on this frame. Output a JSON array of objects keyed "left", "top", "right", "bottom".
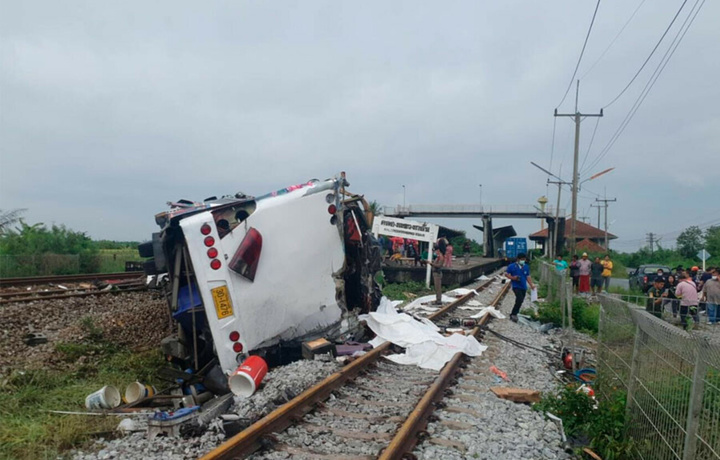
[
  {"left": 628, "top": 264, "right": 672, "bottom": 292},
  {"left": 139, "top": 172, "right": 382, "bottom": 377}
]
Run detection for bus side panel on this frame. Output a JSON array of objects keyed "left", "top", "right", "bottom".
[{"left": 182, "top": 188, "right": 344, "bottom": 373}]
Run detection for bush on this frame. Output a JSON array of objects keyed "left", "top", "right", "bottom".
[{"left": 535, "top": 384, "right": 634, "bottom": 459}]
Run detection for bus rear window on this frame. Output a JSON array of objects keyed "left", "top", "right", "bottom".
[{"left": 212, "top": 201, "right": 257, "bottom": 238}]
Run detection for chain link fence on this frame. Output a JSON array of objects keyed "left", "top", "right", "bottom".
[{"left": 597, "top": 294, "right": 720, "bottom": 460}]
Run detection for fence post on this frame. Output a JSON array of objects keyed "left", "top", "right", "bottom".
[
  {"left": 625, "top": 324, "right": 643, "bottom": 432},
  {"left": 682, "top": 346, "right": 707, "bottom": 460},
  {"left": 546, "top": 264, "right": 553, "bottom": 302}
]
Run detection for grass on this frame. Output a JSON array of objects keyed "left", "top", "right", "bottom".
[
  {"left": 381, "top": 280, "right": 461, "bottom": 301},
  {"left": 97, "top": 248, "right": 144, "bottom": 273},
  {"left": 0, "top": 319, "right": 165, "bottom": 460}
]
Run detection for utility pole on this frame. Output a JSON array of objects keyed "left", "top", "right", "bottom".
[
  {"left": 646, "top": 232, "right": 656, "bottom": 255},
  {"left": 590, "top": 203, "right": 602, "bottom": 229},
  {"left": 595, "top": 197, "right": 617, "bottom": 250},
  {"left": 555, "top": 81, "right": 603, "bottom": 255},
  {"left": 548, "top": 179, "right": 572, "bottom": 259}
]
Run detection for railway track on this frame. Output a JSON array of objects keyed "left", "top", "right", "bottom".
[
  {"left": 0, "top": 272, "right": 147, "bottom": 304},
  {"left": 201, "top": 275, "right": 510, "bottom": 460},
  {"left": 0, "top": 271, "right": 144, "bottom": 287}
]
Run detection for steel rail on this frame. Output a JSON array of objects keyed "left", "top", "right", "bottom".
[
  {"left": 379, "top": 281, "right": 511, "bottom": 459},
  {"left": 0, "top": 272, "right": 144, "bottom": 288},
  {"left": 200, "top": 277, "right": 500, "bottom": 460},
  {"left": 0, "top": 285, "right": 147, "bottom": 305}
]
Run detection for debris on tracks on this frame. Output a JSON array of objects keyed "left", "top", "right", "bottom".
[{"left": 490, "top": 386, "right": 542, "bottom": 404}]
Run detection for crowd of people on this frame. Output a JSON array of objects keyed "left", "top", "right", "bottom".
[
  {"left": 379, "top": 235, "right": 475, "bottom": 268},
  {"left": 552, "top": 252, "right": 613, "bottom": 296},
  {"left": 551, "top": 252, "right": 720, "bottom": 326},
  {"left": 644, "top": 266, "right": 719, "bottom": 325}
]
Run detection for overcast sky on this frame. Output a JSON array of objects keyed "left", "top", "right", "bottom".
[{"left": 1, "top": 0, "right": 718, "bottom": 252}]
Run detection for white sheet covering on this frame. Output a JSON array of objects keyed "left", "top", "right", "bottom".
[
  {"left": 359, "top": 297, "right": 488, "bottom": 371},
  {"left": 469, "top": 306, "right": 507, "bottom": 319}
]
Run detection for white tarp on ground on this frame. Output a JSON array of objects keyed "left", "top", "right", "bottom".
[
  {"left": 402, "top": 294, "right": 457, "bottom": 312},
  {"left": 469, "top": 306, "right": 506, "bottom": 320},
  {"left": 360, "top": 297, "right": 488, "bottom": 371}
]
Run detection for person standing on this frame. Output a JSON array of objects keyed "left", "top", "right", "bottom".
[
  {"left": 569, "top": 255, "right": 580, "bottom": 294},
  {"left": 553, "top": 254, "right": 569, "bottom": 272},
  {"left": 601, "top": 255, "right": 613, "bottom": 292},
  {"left": 665, "top": 275, "right": 679, "bottom": 317},
  {"left": 676, "top": 272, "right": 700, "bottom": 324},
  {"left": 422, "top": 248, "right": 445, "bottom": 304},
  {"left": 701, "top": 268, "right": 720, "bottom": 325},
  {"left": 463, "top": 240, "right": 472, "bottom": 265},
  {"left": 444, "top": 243, "right": 454, "bottom": 268},
  {"left": 577, "top": 253, "right": 592, "bottom": 296},
  {"left": 505, "top": 253, "right": 535, "bottom": 323},
  {"left": 591, "top": 257, "right": 604, "bottom": 295},
  {"left": 646, "top": 278, "right": 668, "bottom": 318}
]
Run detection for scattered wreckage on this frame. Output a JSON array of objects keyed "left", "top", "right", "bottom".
[{"left": 139, "top": 172, "right": 383, "bottom": 385}]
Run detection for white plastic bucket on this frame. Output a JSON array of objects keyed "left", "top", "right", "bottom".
[
  {"left": 85, "top": 386, "right": 122, "bottom": 410},
  {"left": 228, "top": 356, "right": 268, "bottom": 397},
  {"left": 124, "top": 382, "right": 157, "bottom": 404}
]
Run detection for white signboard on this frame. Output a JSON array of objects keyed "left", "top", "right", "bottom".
[
  {"left": 372, "top": 216, "right": 439, "bottom": 287},
  {"left": 372, "top": 216, "right": 439, "bottom": 242}
]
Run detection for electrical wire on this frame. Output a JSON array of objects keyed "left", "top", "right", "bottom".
[
  {"left": 579, "top": 0, "right": 648, "bottom": 80},
  {"left": 555, "top": 0, "right": 602, "bottom": 109},
  {"left": 602, "top": 0, "right": 689, "bottom": 109},
  {"left": 582, "top": 0, "right": 705, "bottom": 174}
]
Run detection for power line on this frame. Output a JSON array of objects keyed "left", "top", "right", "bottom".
[
  {"left": 579, "top": 0, "right": 648, "bottom": 80},
  {"left": 582, "top": 0, "right": 705, "bottom": 174},
  {"left": 602, "top": 0, "right": 690, "bottom": 109},
  {"left": 555, "top": 0, "right": 602, "bottom": 109}
]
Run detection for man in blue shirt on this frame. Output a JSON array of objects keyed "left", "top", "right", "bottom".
[
  {"left": 553, "top": 255, "right": 569, "bottom": 272},
  {"left": 505, "top": 253, "right": 535, "bottom": 322}
]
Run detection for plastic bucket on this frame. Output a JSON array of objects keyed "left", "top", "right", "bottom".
[
  {"left": 228, "top": 356, "right": 268, "bottom": 397},
  {"left": 124, "top": 382, "right": 157, "bottom": 403},
  {"left": 85, "top": 386, "right": 122, "bottom": 410}
]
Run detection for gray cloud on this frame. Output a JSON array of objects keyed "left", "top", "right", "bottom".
[{"left": 1, "top": 0, "right": 718, "bottom": 248}]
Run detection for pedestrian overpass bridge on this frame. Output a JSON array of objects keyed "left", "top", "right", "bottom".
[{"left": 382, "top": 204, "right": 565, "bottom": 257}]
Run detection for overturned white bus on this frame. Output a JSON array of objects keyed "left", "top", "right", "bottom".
[{"left": 140, "top": 173, "right": 382, "bottom": 378}]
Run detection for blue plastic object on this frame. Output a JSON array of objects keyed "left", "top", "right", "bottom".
[
  {"left": 152, "top": 406, "right": 200, "bottom": 421},
  {"left": 173, "top": 283, "right": 206, "bottom": 333},
  {"left": 574, "top": 368, "right": 597, "bottom": 385}
]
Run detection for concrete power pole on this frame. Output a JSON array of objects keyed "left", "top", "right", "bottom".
[
  {"left": 555, "top": 81, "right": 603, "bottom": 255},
  {"left": 595, "top": 198, "right": 617, "bottom": 250},
  {"left": 548, "top": 179, "right": 572, "bottom": 259},
  {"left": 590, "top": 203, "right": 602, "bottom": 229},
  {"left": 646, "top": 232, "right": 656, "bottom": 255}
]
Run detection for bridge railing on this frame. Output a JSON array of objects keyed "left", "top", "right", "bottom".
[{"left": 381, "top": 204, "right": 564, "bottom": 216}]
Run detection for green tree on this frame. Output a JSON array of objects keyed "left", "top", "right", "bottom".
[
  {"left": 705, "top": 226, "right": 720, "bottom": 261},
  {"left": 0, "top": 221, "right": 99, "bottom": 275},
  {"left": 0, "top": 208, "right": 27, "bottom": 234},
  {"left": 676, "top": 226, "right": 704, "bottom": 258}
]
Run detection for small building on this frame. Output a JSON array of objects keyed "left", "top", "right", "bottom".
[{"left": 529, "top": 219, "right": 617, "bottom": 255}]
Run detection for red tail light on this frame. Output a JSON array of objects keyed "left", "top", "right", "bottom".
[
  {"left": 229, "top": 331, "right": 240, "bottom": 342},
  {"left": 200, "top": 224, "right": 212, "bottom": 235},
  {"left": 233, "top": 342, "right": 244, "bottom": 352},
  {"left": 229, "top": 228, "right": 263, "bottom": 281},
  {"left": 328, "top": 204, "right": 337, "bottom": 214},
  {"left": 204, "top": 236, "right": 215, "bottom": 247},
  {"left": 207, "top": 247, "right": 219, "bottom": 258},
  {"left": 210, "top": 259, "right": 222, "bottom": 270}
]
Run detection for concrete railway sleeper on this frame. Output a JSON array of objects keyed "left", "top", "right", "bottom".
[{"left": 201, "top": 274, "right": 509, "bottom": 460}]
